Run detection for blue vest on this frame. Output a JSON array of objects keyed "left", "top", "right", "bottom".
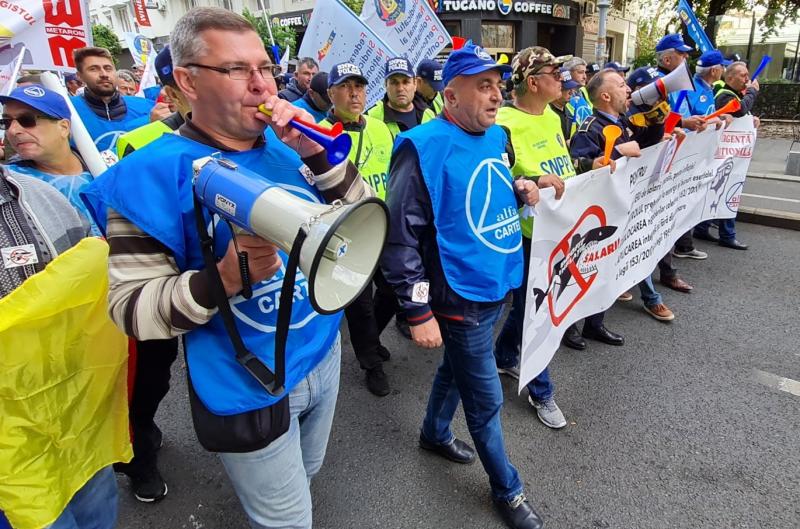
[
  {"left": 685, "top": 75, "right": 716, "bottom": 116},
  {"left": 5, "top": 162, "right": 100, "bottom": 236},
  {"left": 71, "top": 95, "right": 153, "bottom": 152},
  {"left": 567, "top": 92, "right": 592, "bottom": 126},
  {"left": 292, "top": 96, "right": 327, "bottom": 123},
  {"left": 397, "top": 118, "right": 523, "bottom": 302},
  {"left": 81, "top": 132, "right": 342, "bottom": 415}
]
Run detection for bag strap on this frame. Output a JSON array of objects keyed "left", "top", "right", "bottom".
[{"left": 192, "top": 193, "right": 305, "bottom": 396}]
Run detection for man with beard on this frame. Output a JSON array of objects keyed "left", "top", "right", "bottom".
[
  {"left": 368, "top": 56, "right": 435, "bottom": 138},
  {"left": 71, "top": 47, "right": 158, "bottom": 154}
]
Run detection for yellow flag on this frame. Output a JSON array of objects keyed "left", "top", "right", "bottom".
[{"left": 0, "top": 238, "right": 131, "bottom": 529}]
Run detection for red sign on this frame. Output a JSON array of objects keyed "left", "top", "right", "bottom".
[
  {"left": 132, "top": 0, "right": 151, "bottom": 27},
  {"left": 44, "top": 0, "right": 89, "bottom": 68}
]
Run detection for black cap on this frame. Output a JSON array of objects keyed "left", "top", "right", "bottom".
[
  {"left": 309, "top": 72, "right": 331, "bottom": 104},
  {"left": 154, "top": 46, "right": 174, "bottom": 87}
]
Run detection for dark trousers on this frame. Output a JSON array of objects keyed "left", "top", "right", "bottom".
[
  {"left": 674, "top": 230, "right": 695, "bottom": 253},
  {"left": 127, "top": 337, "right": 179, "bottom": 474},
  {"left": 345, "top": 269, "right": 399, "bottom": 370},
  {"left": 658, "top": 253, "right": 678, "bottom": 281}
]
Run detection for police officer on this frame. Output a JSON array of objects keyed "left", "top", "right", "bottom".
[
  {"left": 116, "top": 46, "right": 189, "bottom": 158},
  {"left": 322, "top": 63, "right": 397, "bottom": 396},
  {"left": 570, "top": 68, "right": 677, "bottom": 323},
  {"left": 414, "top": 58, "right": 445, "bottom": 114},
  {"left": 381, "top": 41, "right": 545, "bottom": 529},
  {"left": 368, "top": 57, "right": 435, "bottom": 139}
]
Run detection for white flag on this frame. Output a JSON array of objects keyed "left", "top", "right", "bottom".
[
  {"left": 135, "top": 55, "right": 158, "bottom": 98},
  {"left": 0, "top": 46, "right": 26, "bottom": 96},
  {"left": 280, "top": 46, "right": 291, "bottom": 74}
]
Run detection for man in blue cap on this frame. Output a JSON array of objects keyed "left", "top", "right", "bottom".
[
  {"left": 654, "top": 33, "right": 706, "bottom": 132},
  {"left": 64, "top": 72, "right": 84, "bottom": 96},
  {"left": 381, "top": 41, "right": 546, "bottom": 529},
  {"left": 604, "top": 61, "right": 630, "bottom": 74},
  {"left": 414, "top": 58, "right": 444, "bottom": 114},
  {"left": 368, "top": 56, "right": 435, "bottom": 138},
  {"left": 291, "top": 71, "right": 331, "bottom": 122},
  {"left": 0, "top": 85, "right": 99, "bottom": 235},
  {"left": 550, "top": 66, "right": 581, "bottom": 140},
  {"left": 686, "top": 49, "right": 731, "bottom": 117}
]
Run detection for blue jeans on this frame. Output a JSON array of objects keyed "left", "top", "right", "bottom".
[
  {"left": 695, "top": 219, "right": 736, "bottom": 241},
  {"left": 48, "top": 466, "right": 118, "bottom": 529},
  {"left": 638, "top": 275, "right": 662, "bottom": 307},
  {"left": 219, "top": 336, "right": 341, "bottom": 529},
  {"left": 494, "top": 282, "right": 554, "bottom": 402},
  {"left": 422, "top": 304, "right": 524, "bottom": 502}
]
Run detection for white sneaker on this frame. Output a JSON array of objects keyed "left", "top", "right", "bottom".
[
  {"left": 497, "top": 365, "right": 520, "bottom": 380},
  {"left": 528, "top": 396, "right": 567, "bottom": 429},
  {"left": 672, "top": 248, "right": 708, "bottom": 260}
]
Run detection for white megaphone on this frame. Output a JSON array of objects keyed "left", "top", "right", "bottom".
[
  {"left": 630, "top": 62, "right": 695, "bottom": 107},
  {"left": 192, "top": 156, "right": 389, "bottom": 314}
]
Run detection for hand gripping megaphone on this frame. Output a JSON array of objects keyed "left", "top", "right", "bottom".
[
  {"left": 631, "top": 62, "right": 695, "bottom": 107},
  {"left": 193, "top": 156, "right": 389, "bottom": 314}
]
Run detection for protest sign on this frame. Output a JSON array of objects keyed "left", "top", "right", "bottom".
[
  {"left": 0, "top": 0, "right": 91, "bottom": 72},
  {"left": 360, "top": 0, "right": 450, "bottom": 66},
  {"left": 520, "top": 117, "right": 757, "bottom": 390},
  {"left": 298, "top": 0, "right": 396, "bottom": 108}
]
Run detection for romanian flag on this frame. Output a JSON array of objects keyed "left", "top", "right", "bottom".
[{"left": 0, "top": 238, "right": 132, "bottom": 529}]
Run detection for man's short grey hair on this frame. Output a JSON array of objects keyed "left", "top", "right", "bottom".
[
  {"left": 170, "top": 7, "right": 256, "bottom": 67},
  {"left": 117, "top": 69, "right": 135, "bottom": 83},
  {"left": 724, "top": 61, "right": 747, "bottom": 81},
  {"left": 296, "top": 57, "right": 318, "bottom": 70},
  {"left": 564, "top": 57, "right": 587, "bottom": 71},
  {"left": 695, "top": 64, "right": 718, "bottom": 77}
]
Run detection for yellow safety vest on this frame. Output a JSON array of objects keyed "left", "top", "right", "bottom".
[
  {"left": 497, "top": 105, "right": 576, "bottom": 238},
  {"left": 321, "top": 114, "right": 394, "bottom": 200},
  {"left": 116, "top": 119, "right": 173, "bottom": 159},
  {"left": 0, "top": 238, "right": 131, "bottom": 529},
  {"left": 366, "top": 101, "right": 435, "bottom": 139},
  {"left": 431, "top": 92, "right": 444, "bottom": 114}
]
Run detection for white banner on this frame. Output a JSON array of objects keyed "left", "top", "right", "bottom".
[
  {"left": 124, "top": 32, "right": 155, "bottom": 69},
  {"left": 519, "top": 117, "right": 757, "bottom": 390},
  {"left": 360, "top": 0, "right": 450, "bottom": 66},
  {"left": 298, "top": 0, "right": 396, "bottom": 108},
  {"left": 0, "top": 45, "right": 25, "bottom": 95},
  {"left": 0, "top": 0, "right": 91, "bottom": 72}
]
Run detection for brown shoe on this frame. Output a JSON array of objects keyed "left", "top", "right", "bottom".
[
  {"left": 661, "top": 276, "right": 693, "bottom": 293},
  {"left": 617, "top": 291, "right": 633, "bottom": 302},
  {"left": 645, "top": 303, "right": 675, "bottom": 322}
]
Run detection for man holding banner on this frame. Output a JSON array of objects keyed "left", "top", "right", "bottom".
[
  {"left": 381, "top": 42, "right": 545, "bottom": 529},
  {"left": 71, "top": 47, "right": 155, "bottom": 154}
]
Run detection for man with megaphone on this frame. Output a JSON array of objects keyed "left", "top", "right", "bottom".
[
  {"left": 381, "top": 41, "right": 548, "bottom": 529},
  {"left": 81, "top": 7, "right": 376, "bottom": 527},
  {"left": 653, "top": 34, "right": 707, "bottom": 133}
]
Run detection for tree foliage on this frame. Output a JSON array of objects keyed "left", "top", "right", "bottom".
[
  {"left": 91, "top": 24, "right": 122, "bottom": 64},
  {"left": 340, "top": 0, "right": 366, "bottom": 15},
  {"left": 242, "top": 8, "right": 297, "bottom": 60}
]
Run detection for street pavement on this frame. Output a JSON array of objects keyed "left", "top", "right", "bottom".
[{"left": 116, "top": 221, "right": 800, "bottom": 529}]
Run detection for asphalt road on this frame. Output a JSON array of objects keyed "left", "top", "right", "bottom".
[{"left": 116, "top": 222, "right": 800, "bottom": 529}]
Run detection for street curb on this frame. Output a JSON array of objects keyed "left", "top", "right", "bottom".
[
  {"left": 747, "top": 172, "right": 800, "bottom": 183},
  {"left": 738, "top": 206, "right": 800, "bottom": 231}
]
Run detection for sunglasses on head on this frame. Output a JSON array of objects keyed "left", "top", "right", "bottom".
[{"left": 0, "top": 113, "right": 58, "bottom": 130}]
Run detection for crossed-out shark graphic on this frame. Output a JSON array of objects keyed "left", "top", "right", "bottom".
[{"left": 532, "top": 225, "right": 618, "bottom": 312}]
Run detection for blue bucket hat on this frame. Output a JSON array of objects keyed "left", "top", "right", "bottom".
[
  {"left": 442, "top": 41, "right": 512, "bottom": 87},
  {"left": 416, "top": 59, "right": 444, "bottom": 91},
  {"left": 0, "top": 85, "right": 70, "bottom": 120},
  {"left": 656, "top": 34, "right": 694, "bottom": 53},
  {"left": 697, "top": 49, "right": 732, "bottom": 68}
]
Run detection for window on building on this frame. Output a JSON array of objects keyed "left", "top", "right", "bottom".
[
  {"left": 221, "top": 0, "right": 233, "bottom": 9},
  {"left": 481, "top": 22, "right": 514, "bottom": 54},
  {"left": 114, "top": 7, "right": 132, "bottom": 32}
]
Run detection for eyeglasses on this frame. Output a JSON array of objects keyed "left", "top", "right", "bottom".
[
  {"left": 184, "top": 63, "right": 283, "bottom": 81},
  {"left": 533, "top": 69, "right": 562, "bottom": 81},
  {"left": 0, "top": 113, "right": 58, "bottom": 130}
]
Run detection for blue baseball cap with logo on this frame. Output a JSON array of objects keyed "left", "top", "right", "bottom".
[
  {"left": 560, "top": 67, "right": 580, "bottom": 90},
  {"left": 697, "top": 49, "right": 732, "bottom": 68},
  {"left": 604, "top": 61, "right": 631, "bottom": 73},
  {"left": 627, "top": 66, "right": 662, "bottom": 89},
  {"left": 0, "top": 85, "right": 70, "bottom": 120},
  {"left": 385, "top": 56, "right": 415, "bottom": 79},
  {"left": 416, "top": 59, "right": 444, "bottom": 91},
  {"left": 328, "top": 62, "right": 368, "bottom": 87},
  {"left": 655, "top": 33, "right": 694, "bottom": 53},
  {"left": 154, "top": 45, "right": 175, "bottom": 87},
  {"left": 442, "top": 41, "right": 512, "bottom": 87}
]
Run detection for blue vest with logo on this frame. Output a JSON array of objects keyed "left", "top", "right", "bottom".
[
  {"left": 71, "top": 95, "right": 153, "bottom": 152},
  {"left": 81, "top": 132, "right": 342, "bottom": 415},
  {"left": 567, "top": 90, "right": 593, "bottom": 126},
  {"left": 685, "top": 75, "right": 716, "bottom": 116},
  {"left": 397, "top": 118, "right": 523, "bottom": 302}
]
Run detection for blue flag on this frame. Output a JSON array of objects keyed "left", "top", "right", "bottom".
[{"left": 676, "top": 0, "right": 713, "bottom": 53}]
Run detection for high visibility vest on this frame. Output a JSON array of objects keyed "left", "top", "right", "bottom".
[
  {"left": 116, "top": 119, "right": 173, "bottom": 158},
  {"left": 497, "top": 105, "right": 576, "bottom": 238},
  {"left": 320, "top": 115, "right": 394, "bottom": 200},
  {"left": 0, "top": 238, "right": 131, "bottom": 529},
  {"left": 431, "top": 92, "right": 444, "bottom": 114},
  {"left": 366, "top": 101, "right": 435, "bottom": 139}
]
